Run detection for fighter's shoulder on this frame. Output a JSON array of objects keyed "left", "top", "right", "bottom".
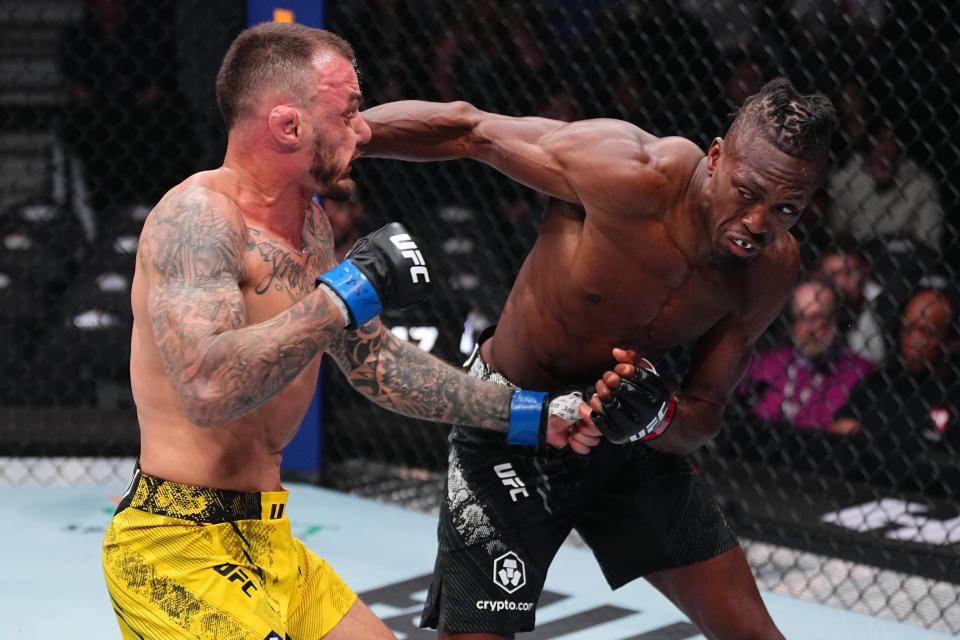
[
  {"left": 764, "top": 232, "right": 801, "bottom": 269},
  {"left": 549, "top": 121, "right": 699, "bottom": 199},
  {"left": 645, "top": 135, "right": 704, "bottom": 166},
  {"left": 746, "top": 232, "right": 800, "bottom": 298},
  {"left": 546, "top": 119, "right": 696, "bottom": 161},
  {"left": 140, "top": 175, "right": 248, "bottom": 263},
  {"left": 145, "top": 175, "right": 245, "bottom": 236},
  {"left": 752, "top": 233, "right": 800, "bottom": 281},
  {"left": 644, "top": 136, "right": 705, "bottom": 187},
  {"left": 735, "top": 233, "right": 800, "bottom": 329}
]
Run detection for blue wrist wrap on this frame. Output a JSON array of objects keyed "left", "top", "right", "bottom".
[
  {"left": 317, "top": 260, "right": 382, "bottom": 327},
  {"left": 508, "top": 390, "right": 547, "bottom": 445}
]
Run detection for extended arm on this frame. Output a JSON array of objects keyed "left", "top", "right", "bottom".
[
  {"left": 327, "top": 318, "right": 512, "bottom": 430},
  {"left": 362, "top": 100, "right": 575, "bottom": 200},
  {"left": 143, "top": 186, "right": 345, "bottom": 427},
  {"left": 327, "top": 318, "right": 599, "bottom": 452},
  {"left": 361, "top": 100, "right": 665, "bottom": 209}
]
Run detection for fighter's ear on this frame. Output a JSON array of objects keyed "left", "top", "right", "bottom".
[
  {"left": 706, "top": 137, "right": 723, "bottom": 175},
  {"left": 268, "top": 104, "right": 301, "bottom": 148}
]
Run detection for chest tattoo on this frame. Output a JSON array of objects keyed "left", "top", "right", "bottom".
[{"left": 248, "top": 229, "right": 314, "bottom": 298}]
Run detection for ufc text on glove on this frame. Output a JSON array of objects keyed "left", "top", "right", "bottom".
[{"left": 316, "top": 221, "right": 433, "bottom": 330}]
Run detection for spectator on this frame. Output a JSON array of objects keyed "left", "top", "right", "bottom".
[
  {"left": 57, "top": 0, "right": 195, "bottom": 225},
  {"left": 831, "top": 289, "right": 960, "bottom": 493},
  {"left": 814, "top": 239, "right": 889, "bottom": 363},
  {"left": 826, "top": 123, "right": 944, "bottom": 248},
  {"left": 740, "top": 279, "right": 874, "bottom": 430},
  {"left": 831, "top": 76, "right": 873, "bottom": 163}
]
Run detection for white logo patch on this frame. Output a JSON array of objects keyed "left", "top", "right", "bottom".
[
  {"left": 493, "top": 551, "right": 526, "bottom": 594},
  {"left": 493, "top": 462, "right": 529, "bottom": 501}
]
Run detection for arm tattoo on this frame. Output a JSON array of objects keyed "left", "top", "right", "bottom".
[
  {"left": 142, "top": 187, "right": 342, "bottom": 426},
  {"left": 328, "top": 319, "right": 513, "bottom": 432}
]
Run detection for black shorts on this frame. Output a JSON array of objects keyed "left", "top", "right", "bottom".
[{"left": 420, "top": 346, "right": 738, "bottom": 635}]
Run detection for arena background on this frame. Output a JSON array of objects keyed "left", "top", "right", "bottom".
[{"left": 1, "top": 0, "right": 959, "bottom": 635}]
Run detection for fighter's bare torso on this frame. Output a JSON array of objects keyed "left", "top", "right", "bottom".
[
  {"left": 130, "top": 169, "right": 338, "bottom": 490},
  {"left": 362, "top": 99, "right": 814, "bottom": 448},
  {"left": 482, "top": 136, "right": 796, "bottom": 389}
]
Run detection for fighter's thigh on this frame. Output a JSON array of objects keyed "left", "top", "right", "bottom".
[
  {"left": 425, "top": 447, "right": 575, "bottom": 632},
  {"left": 576, "top": 453, "right": 737, "bottom": 586},
  {"left": 645, "top": 547, "right": 784, "bottom": 640},
  {"left": 287, "top": 538, "right": 363, "bottom": 639},
  {"left": 102, "top": 516, "right": 285, "bottom": 639},
  {"left": 321, "top": 598, "right": 396, "bottom": 640}
]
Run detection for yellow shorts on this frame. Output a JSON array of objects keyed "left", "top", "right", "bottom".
[{"left": 102, "top": 467, "right": 357, "bottom": 639}]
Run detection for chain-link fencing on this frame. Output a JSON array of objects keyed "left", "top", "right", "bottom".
[{"left": 1, "top": 0, "right": 959, "bottom": 633}]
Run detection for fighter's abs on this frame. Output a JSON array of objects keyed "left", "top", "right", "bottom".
[{"left": 495, "top": 261, "right": 731, "bottom": 386}]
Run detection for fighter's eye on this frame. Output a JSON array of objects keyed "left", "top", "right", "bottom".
[
  {"left": 775, "top": 205, "right": 800, "bottom": 216},
  {"left": 738, "top": 188, "right": 755, "bottom": 201}
]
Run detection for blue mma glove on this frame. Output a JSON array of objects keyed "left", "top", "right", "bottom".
[
  {"left": 507, "top": 389, "right": 584, "bottom": 446},
  {"left": 317, "top": 222, "right": 433, "bottom": 329}
]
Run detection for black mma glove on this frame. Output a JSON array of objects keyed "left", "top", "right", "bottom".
[
  {"left": 591, "top": 361, "right": 676, "bottom": 444},
  {"left": 316, "top": 222, "right": 433, "bottom": 329}
]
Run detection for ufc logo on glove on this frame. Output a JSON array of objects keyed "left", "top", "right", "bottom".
[
  {"left": 390, "top": 233, "right": 430, "bottom": 284},
  {"left": 316, "top": 222, "right": 434, "bottom": 329}
]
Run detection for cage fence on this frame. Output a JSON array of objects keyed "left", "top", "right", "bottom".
[{"left": 1, "top": 0, "right": 959, "bottom": 634}]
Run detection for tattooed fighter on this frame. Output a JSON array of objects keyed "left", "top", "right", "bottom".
[
  {"left": 101, "top": 23, "right": 600, "bottom": 640},
  {"left": 362, "top": 79, "right": 837, "bottom": 639}
]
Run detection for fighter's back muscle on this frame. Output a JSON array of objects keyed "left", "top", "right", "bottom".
[{"left": 543, "top": 121, "right": 703, "bottom": 215}]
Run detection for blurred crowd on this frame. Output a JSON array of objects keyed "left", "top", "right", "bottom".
[{"left": 1, "top": 0, "right": 958, "bottom": 498}]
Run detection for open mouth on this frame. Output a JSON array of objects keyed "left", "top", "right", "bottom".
[{"left": 728, "top": 237, "right": 758, "bottom": 256}]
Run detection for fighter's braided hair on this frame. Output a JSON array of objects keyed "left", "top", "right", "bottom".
[{"left": 729, "top": 77, "right": 838, "bottom": 166}]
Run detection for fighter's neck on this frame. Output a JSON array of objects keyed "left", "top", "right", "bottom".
[
  {"left": 214, "top": 163, "right": 312, "bottom": 248},
  {"left": 667, "top": 157, "right": 714, "bottom": 264}
]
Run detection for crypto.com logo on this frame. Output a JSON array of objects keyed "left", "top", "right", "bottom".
[{"left": 493, "top": 551, "right": 526, "bottom": 594}]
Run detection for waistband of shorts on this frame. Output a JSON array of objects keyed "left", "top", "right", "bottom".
[
  {"left": 463, "top": 324, "right": 592, "bottom": 393},
  {"left": 462, "top": 324, "right": 519, "bottom": 389},
  {"left": 116, "top": 464, "right": 289, "bottom": 523}
]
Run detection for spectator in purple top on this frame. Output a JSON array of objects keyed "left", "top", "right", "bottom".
[{"left": 740, "top": 278, "right": 874, "bottom": 430}]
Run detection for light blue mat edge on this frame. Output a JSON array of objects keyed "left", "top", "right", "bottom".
[{"left": 0, "top": 482, "right": 950, "bottom": 639}]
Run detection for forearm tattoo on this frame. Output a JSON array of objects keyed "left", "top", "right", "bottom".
[
  {"left": 328, "top": 319, "right": 513, "bottom": 432},
  {"left": 142, "top": 187, "right": 341, "bottom": 426}
]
